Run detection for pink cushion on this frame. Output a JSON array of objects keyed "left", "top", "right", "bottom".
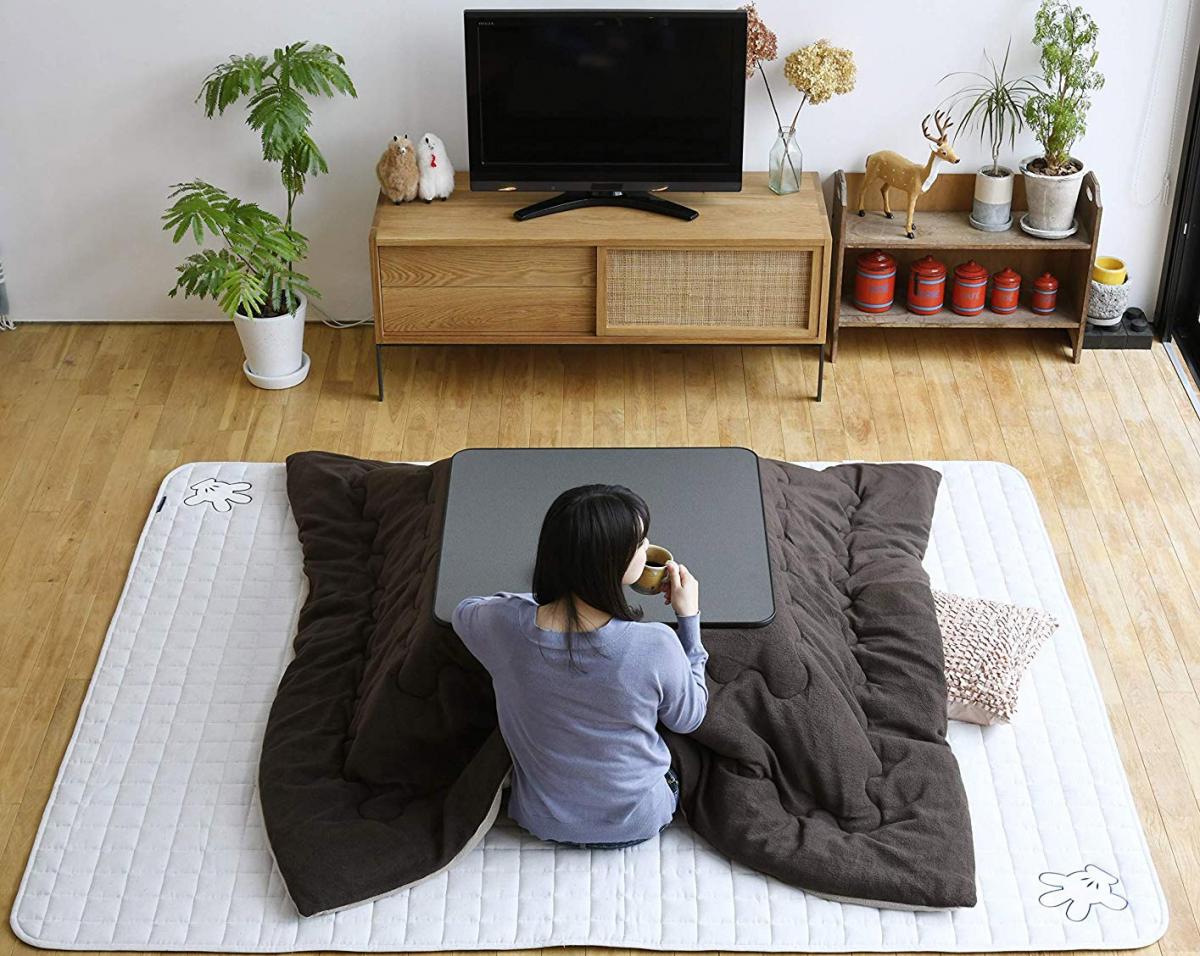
[{"left": 935, "top": 590, "right": 1059, "bottom": 725}]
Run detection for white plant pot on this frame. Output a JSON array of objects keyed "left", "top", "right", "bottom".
[
  {"left": 232, "top": 292, "right": 310, "bottom": 389},
  {"left": 1019, "top": 156, "right": 1086, "bottom": 235},
  {"left": 970, "top": 166, "right": 1015, "bottom": 231}
]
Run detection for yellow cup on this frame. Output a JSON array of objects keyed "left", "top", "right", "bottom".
[{"left": 1092, "top": 256, "right": 1127, "bottom": 286}]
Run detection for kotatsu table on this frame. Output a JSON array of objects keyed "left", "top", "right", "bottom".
[{"left": 434, "top": 447, "right": 775, "bottom": 627}]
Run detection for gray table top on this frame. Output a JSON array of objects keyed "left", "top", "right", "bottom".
[{"left": 434, "top": 447, "right": 774, "bottom": 627}]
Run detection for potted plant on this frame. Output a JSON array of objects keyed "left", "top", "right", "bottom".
[
  {"left": 1020, "top": 0, "right": 1104, "bottom": 237},
  {"left": 163, "top": 43, "right": 356, "bottom": 388},
  {"left": 942, "top": 41, "right": 1038, "bottom": 231}
]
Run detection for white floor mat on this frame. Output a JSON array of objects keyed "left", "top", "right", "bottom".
[{"left": 11, "top": 461, "right": 1167, "bottom": 952}]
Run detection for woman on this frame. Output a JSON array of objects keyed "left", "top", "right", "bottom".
[{"left": 452, "top": 483, "right": 708, "bottom": 849}]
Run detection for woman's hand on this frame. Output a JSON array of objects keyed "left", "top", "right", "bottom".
[{"left": 661, "top": 561, "right": 699, "bottom": 618}]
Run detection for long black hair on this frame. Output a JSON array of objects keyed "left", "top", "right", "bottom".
[{"left": 532, "top": 483, "right": 650, "bottom": 671}]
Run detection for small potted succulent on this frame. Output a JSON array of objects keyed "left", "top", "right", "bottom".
[
  {"left": 1020, "top": 0, "right": 1104, "bottom": 237},
  {"left": 163, "top": 43, "right": 356, "bottom": 388},
  {"left": 942, "top": 41, "right": 1038, "bottom": 231}
]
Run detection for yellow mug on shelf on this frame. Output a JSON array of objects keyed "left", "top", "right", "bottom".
[{"left": 1092, "top": 256, "right": 1127, "bottom": 286}]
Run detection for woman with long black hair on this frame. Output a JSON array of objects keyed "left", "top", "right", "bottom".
[{"left": 452, "top": 483, "right": 708, "bottom": 849}]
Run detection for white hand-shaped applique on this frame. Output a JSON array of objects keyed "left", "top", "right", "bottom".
[
  {"left": 183, "top": 478, "right": 253, "bottom": 513},
  {"left": 1039, "top": 865, "right": 1129, "bottom": 922}
]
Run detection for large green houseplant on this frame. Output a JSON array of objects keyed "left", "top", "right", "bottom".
[
  {"left": 163, "top": 43, "right": 356, "bottom": 388},
  {"left": 1019, "top": 0, "right": 1103, "bottom": 237}
]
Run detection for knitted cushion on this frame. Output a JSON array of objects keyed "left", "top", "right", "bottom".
[{"left": 935, "top": 590, "right": 1059, "bottom": 725}]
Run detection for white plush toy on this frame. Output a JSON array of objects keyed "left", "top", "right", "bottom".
[{"left": 416, "top": 132, "right": 455, "bottom": 202}]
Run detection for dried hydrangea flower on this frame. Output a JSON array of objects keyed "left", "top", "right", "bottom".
[
  {"left": 741, "top": 3, "right": 778, "bottom": 77},
  {"left": 784, "top": 39, "right": 856, "bottom": 105}
]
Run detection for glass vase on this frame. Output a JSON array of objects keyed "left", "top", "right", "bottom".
[{"left": 769, "top": 126, "right": 803, "bottom": 195}]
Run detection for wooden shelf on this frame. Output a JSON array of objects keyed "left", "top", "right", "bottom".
[
  {"left": 840, "top": 294, "right": 1079, "bottom": 329},
  {"left": 826, "top": 169, "right": 1102, "bottom": 363},
  {"left": 844, "top": 210, "right": 1091, "bottom": 250}
]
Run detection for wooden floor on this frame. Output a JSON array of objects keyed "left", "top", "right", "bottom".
[{"left": 2, "top": 322, "right": 1200, "bottom": 956}]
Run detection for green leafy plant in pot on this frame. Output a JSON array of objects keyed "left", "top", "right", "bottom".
[
  {"left": 1019, "top": 0, "right": 1103, "bottom": 238},
  {"left": 163, "top": 43, "right": 356, "bottom": 388},
  {"left": 942, "top": 41, "right": 1038, "bottom": 232}
]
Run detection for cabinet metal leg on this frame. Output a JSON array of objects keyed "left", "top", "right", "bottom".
[
  {"left": 376, "top": 344, "right": 385, "bottom": 402},
  {"left": 815, "top": 343, "right": 825, "bottom": 402}
]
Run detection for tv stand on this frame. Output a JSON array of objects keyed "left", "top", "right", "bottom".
[
  {"left": 513, "top": 190, "right": 699, "bottom": 222},
  {"left": 369, "top": 172, "right": 830, "bottom": 402}
]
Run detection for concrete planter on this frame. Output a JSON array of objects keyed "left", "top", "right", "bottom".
[
  {"left": 232, "top": 292, "right": 310, "bottom": 389},
  {"left": 1019, "top": 156, "right": 1086, "bottom": 235},
  {"left": 1087, "top": 277, "right": 1129, "bottom": 327},
  {"left": 969, "top": 166, "right": 1014, "bottom": 231}
]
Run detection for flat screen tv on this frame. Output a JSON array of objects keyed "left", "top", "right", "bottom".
[{"left": 464, "top": 9, "right": 747, "bottom": 221}]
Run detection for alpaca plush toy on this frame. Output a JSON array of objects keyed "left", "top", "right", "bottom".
[
  {"left": 376, "top": 134, "right": 419, "bottom": 204},
  {"left": 416, "top": 132, "right": 455, "bottom": 202}
]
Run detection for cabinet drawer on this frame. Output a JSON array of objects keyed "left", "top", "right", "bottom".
[
  {"left": 600, "top": 247, "right": 822, "bottom": 341},
  {"left": 380, "top": 286, "right": 594, "bottom": 338},
  {"left": 378, "top": 246, "right": 594, "bottom": 288}
]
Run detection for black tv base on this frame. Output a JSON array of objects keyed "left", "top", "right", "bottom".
[{"left": 512, "top": 191, "right": 699, "bottom": 222}]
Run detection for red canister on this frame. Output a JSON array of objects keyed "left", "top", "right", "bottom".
[
  {"left": 853, "top": 250, "right": 897, "bottom": 313},
  {"left": 989, "top": 267, "right": 1021, "bottom": 315},
  {"left": 951, "top": 260, "right": 989, "bottom": 316},
  {"left": 907, "top": 255, "right": 947, "bottom": 315},
  {"left": 1031, "top": 271, "right": 1059, "bottom": 314}
]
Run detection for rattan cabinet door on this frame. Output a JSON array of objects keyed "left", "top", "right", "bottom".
[{"left": 598, "top": 246, "right": 824, "bottom": 342}]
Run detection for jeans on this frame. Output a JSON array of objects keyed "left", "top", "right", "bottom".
[{"left": 551, "top": 768, "right": 681, "bottom": 851}]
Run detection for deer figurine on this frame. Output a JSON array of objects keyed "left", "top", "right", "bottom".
[{"left": 857, "top": 111, "right": 960, "bottom": 238}]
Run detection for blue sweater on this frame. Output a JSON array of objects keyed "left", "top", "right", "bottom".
[{"left": 453, "top": 592, "right": 708, "bottom": 845}]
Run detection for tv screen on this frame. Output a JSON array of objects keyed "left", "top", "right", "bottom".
[{"left": 465, "top": 10, "right": 747, "bottom": 193}]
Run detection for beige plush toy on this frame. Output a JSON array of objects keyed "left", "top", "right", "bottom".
[{"left": 376, "top": 134, "right": 419, "bottom": 204}]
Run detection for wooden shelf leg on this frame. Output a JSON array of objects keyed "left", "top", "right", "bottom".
[
  {"left": 376, "top": 344, "right": 385, "bottom": 402},
  {"left": 815, "top": 343, "right": 825, "bottom": 402}
]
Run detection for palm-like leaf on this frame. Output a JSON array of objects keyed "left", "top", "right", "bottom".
[
  {"left": 198, "top": 54, "right": 268, "bottom": 117},
  {"left": 162, "top": 180, "right": 315, "bottom": 319},
  {"left": 940, "top": 40, "right": 1036, "bottom": 173}
]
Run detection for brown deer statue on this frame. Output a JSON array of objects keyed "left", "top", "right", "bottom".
[{"left": 857, "top": 110, "right": 960, "bottom": 238}]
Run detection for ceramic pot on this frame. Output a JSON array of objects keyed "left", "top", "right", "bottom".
[
  {"left": 950, "top": 260, "right": 988, "bottom": 316},
  {"left": 1030, "top": 272, "right": 1059, "bottom": 315},
  {"left": 970, "top": 166, "right": 1014, "bottom": 232},
  {"left": 1019, "top": 156, "right": 1086, "bottom": 235},
  {"left": 853, "top": 250, "right": 897, "bottom": 313},
  {"left": 989, "top": 267, "right": 1021, "bottom": 315},
  {"left": 1088, "top": 277, "right": 1130, "bottom": 325},
  {"left": 232, "top": 292, "right": 310, "bottom": 389},
  {"left": 1093, "top": 256, "right": 1127, "bottom": 285},
  {"left": 907, "top": 256, "right": 947, "bottom": 316}
]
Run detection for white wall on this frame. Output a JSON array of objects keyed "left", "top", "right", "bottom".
[{"left": 1, "top": 0, "right": 1196, "bottom": 322}]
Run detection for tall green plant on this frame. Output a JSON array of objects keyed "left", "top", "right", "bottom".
[
  {"left": 198, "top": 43, "right": 356, "bottom": 229},
  {"left": 1024, "top": 0, "right": 1103, "bottom": 174},
  {"left": 941, "top": 41, "right": 1038, "bottom": 176},
  {"left": 163, "top": 43, "right": 356, "bottom": 318}
]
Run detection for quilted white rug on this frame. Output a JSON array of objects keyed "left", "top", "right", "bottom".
[{"left": 10, "top": 460, "right": 1167, "bottom": 952}]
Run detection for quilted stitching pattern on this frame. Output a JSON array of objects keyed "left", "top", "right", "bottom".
[{"left": 10, "top": 461, "right": 1167, "bottom": 952}]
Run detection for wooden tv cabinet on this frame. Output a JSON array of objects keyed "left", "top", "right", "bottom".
[{"left": 368, "top": 171, "right": 832, "bottom": 400}]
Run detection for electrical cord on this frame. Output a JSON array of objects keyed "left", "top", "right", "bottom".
[{"left": 308, "top": 300, "right": 372, "bottom": 328}]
